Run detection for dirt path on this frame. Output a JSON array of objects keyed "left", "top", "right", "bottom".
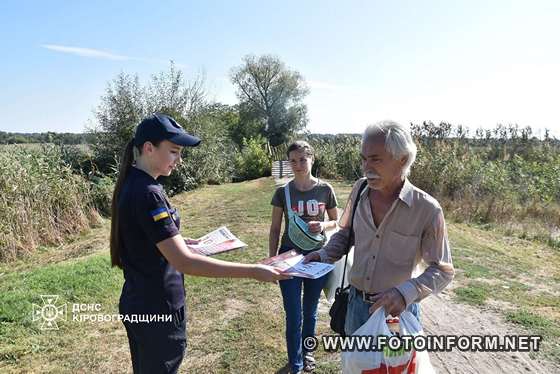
[{"left": 421, "top": 290, "right": 558, "bottom": 373}]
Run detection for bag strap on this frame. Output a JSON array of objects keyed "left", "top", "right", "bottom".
[
  {"left": 284, "top": 182, "right": 295, "bottom": 219},
  {"left": 339, "top": 179, "right": 368, "bottom": 290},
  {"left": 284, "top": 179, "right": 320, "bottom": 219}
]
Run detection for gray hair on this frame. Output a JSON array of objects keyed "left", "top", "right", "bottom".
[{"left": 362, "top": 120, "right": 417, "bottom": 177}]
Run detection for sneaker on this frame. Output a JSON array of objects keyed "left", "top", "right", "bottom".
[{"left": 303, "top": 352, "right": 316, "bottom": 372}]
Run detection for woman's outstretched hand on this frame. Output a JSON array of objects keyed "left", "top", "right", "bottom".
[
  {"left": 252, "top": 264, "right": 291, "bottom": 283},
  {"left": 184, "top": 238, "right": 200, "bottom": 246}
]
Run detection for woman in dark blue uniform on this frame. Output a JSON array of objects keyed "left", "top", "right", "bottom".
[{"left": 110, "top": 113, "right": 287, "bottom": 374}]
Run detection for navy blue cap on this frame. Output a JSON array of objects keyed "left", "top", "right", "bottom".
[{"left": 134, "top": 113, "right": 201, "bottom": 147}]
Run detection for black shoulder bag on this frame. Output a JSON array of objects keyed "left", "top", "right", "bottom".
[{"left": 329, "top": 180, "right": 368, "bottom": 336}]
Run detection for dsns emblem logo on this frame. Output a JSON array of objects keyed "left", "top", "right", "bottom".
[{"left": 32, "top": 295, "right": 67, "bottom": 330}]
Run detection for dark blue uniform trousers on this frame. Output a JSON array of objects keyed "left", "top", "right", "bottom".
[{"left": 123, "top": 306, "right": 187, "bottom": 374}]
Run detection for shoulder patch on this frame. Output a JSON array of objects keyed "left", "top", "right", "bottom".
[{"left": 150, "top": 207, "right": 170, "bottom": 222}]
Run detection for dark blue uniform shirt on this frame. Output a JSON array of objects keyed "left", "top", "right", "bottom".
[{"left": 118, "top": 167, "right": 185, "bottom": 315}]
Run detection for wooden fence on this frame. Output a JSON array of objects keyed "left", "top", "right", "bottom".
[{"left": 271, "top": 160, "right": 293, "bottom": 178}]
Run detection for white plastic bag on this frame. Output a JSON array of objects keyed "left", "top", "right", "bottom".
[{"left": 342, "top": 308, "right": 435, "bottom": 374}]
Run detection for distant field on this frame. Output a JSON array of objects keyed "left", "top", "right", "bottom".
[{"left": 0, "top": 143, "right": 91, "bottom": 152}]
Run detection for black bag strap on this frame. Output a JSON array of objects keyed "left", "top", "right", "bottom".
[{"left": 339, "top": 179, "right": 368, "bottom": 290}]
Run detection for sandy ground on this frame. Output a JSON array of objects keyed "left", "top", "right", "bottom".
[{"left": 421, "top": 290, "right": 559, "bottom": 373}]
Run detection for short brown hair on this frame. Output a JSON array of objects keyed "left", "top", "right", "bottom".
[{"left": 286, "top": 140, "right": 314, "bottom": 158}]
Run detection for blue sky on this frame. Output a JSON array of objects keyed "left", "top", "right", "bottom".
[{"left": 1, "top": 0, "right": 559, "bottom": 137}]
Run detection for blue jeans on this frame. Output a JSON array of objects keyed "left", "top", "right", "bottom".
[
  {"left": 279, "top": 248, "right": 328, "bottom": 372},
  {"left": 345, "top": 286, "right": 421, "bottom": 336}
]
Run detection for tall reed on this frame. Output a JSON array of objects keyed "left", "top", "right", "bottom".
[{"left": 0, "top": 145, "right": 98, "bottom": 261}]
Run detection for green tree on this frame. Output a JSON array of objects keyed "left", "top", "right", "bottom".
[
  {"left": 224, "top": 103, "right": 263, "bottom": 149},
  {"left": 160, "top": 107, "right": 237, "bottom": 194},
  {"left": 89, "top": 63, "right": 238, "bottom": 195},
  {"left": 90, "top": 72, "right": 146, "bottom": 173},
  {"left": 230, "top": 54, "right": 309, "bottom": 146},
  {"left": 146, "top": 61, "right": 207, "bottom": 122},
  {"left": 90, "top": 63, "right": 209, "bottom": 175}
]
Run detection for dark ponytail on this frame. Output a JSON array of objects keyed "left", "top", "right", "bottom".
[{"left": 110, "top": 140, "right": 135, "bottom": 268}]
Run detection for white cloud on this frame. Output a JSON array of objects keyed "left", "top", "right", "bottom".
[
  {"left": 41, "top": 44, "right": 130, "bottom": 60},
  {"left": 41, "top": 44, "right": 187, "bottom": 68}
]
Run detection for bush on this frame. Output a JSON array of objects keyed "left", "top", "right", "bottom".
[
  {"left": 160, "top": 110, "right": 238, "bottom": 195},
  {"left": 58, "top": 144, "right": 96, "bottom": 177},
  {"left": 89, "top": 175, "right": 114, "bottom": 216},
  {"left": 310, "top": 138, "right": 341, "bottom": 179},
  {"left": 307, "top": 135, "right": 362, "bottom": 179},
  {"left": 333, "top": 136, "right": 362, "bottom": 180},
  {"left": 234, "top": 136, "right": 271, "bottom": 181}
]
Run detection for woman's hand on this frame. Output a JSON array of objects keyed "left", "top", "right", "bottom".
[
  {"left": 307, "top": 221, "right": 323, "bottom": 233},
  {"left": 251, "top": 264, "right": 291, "bottom": 283},
  {"left": 184, "top": 238, "right": 200, "bottom": 246}
]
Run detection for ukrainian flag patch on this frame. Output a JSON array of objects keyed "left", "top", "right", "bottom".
[{"left": 150, "top": 207, "right": 169, "bottom": 222}]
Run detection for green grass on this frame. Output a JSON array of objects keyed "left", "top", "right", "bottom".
[
  {"left": 506, "top": 310, "right": 560, "bottom": 361},
  {"left": 448, "top": 222, "right": 560, "bottom": 362},
  {"left": 454, "top": 282, "right": 490, "bottom": 305},
  {"left": 1, "top": 177, "right": 559, "bottom": 372},
  {"left": 452, "top": 257, "right": 494, "bottom": 279},
  {"left": 506, "top": 310, "right": 555, "bottom": 330},
  {"left": 0, "top": 253, "right": 124, "bottom": 372}
]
